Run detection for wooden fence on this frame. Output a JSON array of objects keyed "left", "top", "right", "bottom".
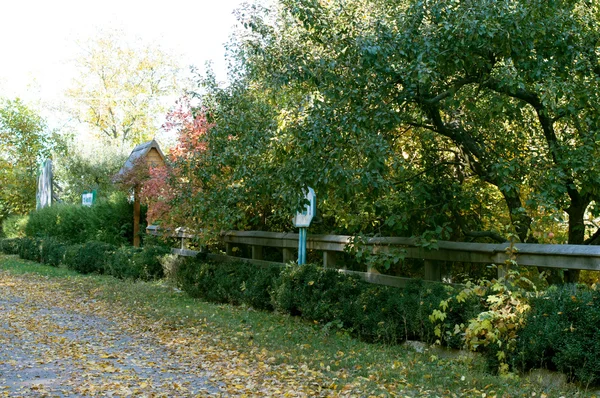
[{"left": 146, "top": 226, "right": 600, "bottom": 288}]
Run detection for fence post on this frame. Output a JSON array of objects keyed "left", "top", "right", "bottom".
[
  {"left": 424, "top": 260, "right": 441, "bottom": 281},
  {"left": 252, "top": 245, "right": 264, "bottom": 260},
  {"left": 323, "top": 251, "right": 337, "bottom": 268},
  {"left": 283, "top": 248, "right": 294, "bottom": 263},
  {"left": 226, "top": 243, "right": 234, "bottom": 256}
]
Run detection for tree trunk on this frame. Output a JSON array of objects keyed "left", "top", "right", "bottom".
[{"left": 565, "top": 197, "right": 589, "bottom": 283}]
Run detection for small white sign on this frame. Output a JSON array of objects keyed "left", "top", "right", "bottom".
[
  {"left": 82, "top": 193, "right": 94, "bottom": 207},
  {"left": 293, "top": 187, "right": 316, "bottom": 228}
]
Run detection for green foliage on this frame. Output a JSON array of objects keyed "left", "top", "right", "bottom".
[
  {"left": 0, "top": 238, "right": 21, "bottom": 255},
  {"left": 431, "top": 242, "right": 537, "bottom": 375},
  {"left": 65, "top": 241, "right": 116, "bottom": 274},
  {"left": 0, "top": 98, "right": 55, "bottom": 222},
  {"left": 25, "top": 204, "right": 91, "bottom": 244},
  {"left": 514, "top": 285, "right": 600, "bottom": 386},
  {"left": 53, "top": 147, "right": 127, "bottom": 204},
  {"left": 1, "top": 215, "right": 28, "bottom": 238},
  {"left": 104, "top": 246, "right": 144, "bottom": 279},
  {"left": 39, "top": 238, "right": 67, "bottom": 267},
  {"left": 273, "top": 263, "right": 363, "bottom": 323},
  {"left": 131, "top": 245, "right": 171, "bottom": 280},
  {"left": 18, "top": 237, "right": 42, "bottom": 263},
  {"left": 25, "top": 193, "right": 134, "bottom": 245},
  {"left": 175, "top": 258, "right": 281, "bottom": 310}
]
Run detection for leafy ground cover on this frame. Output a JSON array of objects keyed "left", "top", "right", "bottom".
[{"left": 0, "top": 255, "right": 593, "bottom": 397}]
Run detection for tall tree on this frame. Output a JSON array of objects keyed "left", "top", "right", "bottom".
[
  {"left": 67, "top": 30, "right": 183, "bottom": 146},
  {"left": 213, "top": 0, "right": 600, "bottom": 282},
  {"left": 0, "top": 98, "right": 51, "bottom": 219}
]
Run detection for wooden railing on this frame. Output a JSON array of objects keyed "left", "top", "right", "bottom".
[{"left": 146, "top": 226, "right": 600, "bottom": 288}]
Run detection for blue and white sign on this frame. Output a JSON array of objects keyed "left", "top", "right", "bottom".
[
  {"left": 295, "top": 187, "right": 316, "bottom": 265},
  {"left": 293, "top": 187, "right": 316, "bottom": 228}
]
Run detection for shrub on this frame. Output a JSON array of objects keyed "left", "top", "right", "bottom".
[
  {"left": 513, "top": 284, "right": 600, "bottom": 385},
  {"left": 18, "top": 237, "right": 42, "bottom": 262},
  {"left": 39, "top": 238, "right": 67, "bottom": 267},
  {"left": 272, "top": 264, "right": 457, "bottom": 345},
  {"left": 104, "top": 246, "right": 143, "bottom": 279},
  {"left": 66, "top": 241, "right": 116, "bottom": 274},
  {"left": 273, "top": 263, "right": 363, "bottom": 323},
  {"left": 25, "top": 204, "right": 91, "bottom": 244},
  {"left": 0, "top": 238, "right": 22, "bottom": 255},
  {"left": 24, "top": 193, "right": 135, "bottom": 246},
  {"left": 242, "top": 264, "right": 282, "bottom": 311},
  {"left": 88, "top": 194, "right": 135, "bottom": 246},
  {"left": 175, "top": 258, "right": 281, "bottom": 310},
  {"left": 133, "top": 245, "right": 171, "bottom": 280},
  {"left": 2, "top": 215, "right": 28, "bottom": 238}
]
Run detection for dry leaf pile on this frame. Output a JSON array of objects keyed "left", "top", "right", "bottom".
[{"left": 0, "top": 271, "right": 379, "bottom": 397}]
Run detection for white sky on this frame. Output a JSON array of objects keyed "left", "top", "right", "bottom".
[{"left": 0, "top": 0, "right": 247, "bottom": 124}]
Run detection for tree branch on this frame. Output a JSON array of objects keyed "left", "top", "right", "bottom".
[{"left": 463, "top": 230, "right": 506, "bottom": 243}]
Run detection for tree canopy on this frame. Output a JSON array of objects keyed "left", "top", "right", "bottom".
[
  {"left": 153, "top": 0, "right": 598, "bottom": 282},
  {"left": 66, "top": 30, "right": 184, "bottom": 147},
  {"left": 0, "top": 98, "right": 52, "bottom": 219}
]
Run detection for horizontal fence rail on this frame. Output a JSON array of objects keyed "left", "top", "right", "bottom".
[{"left": 147, "top": 226, "right": 600, "bottom": 288}]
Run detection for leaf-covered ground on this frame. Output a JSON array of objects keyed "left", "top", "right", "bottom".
[
  {"left": 0, "top": 256, "right": 593, "bottom": 397},
  {"left": 0, "top": 270, "right": 342, "bottom": 396}
]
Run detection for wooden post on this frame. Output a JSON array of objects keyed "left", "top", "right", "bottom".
[
  {"left": 133, "top": 185, "right": 141, "bottom": 247},
  {"left": 283, "top": 248, "right": 294, "bottom": 263},
  {"left": 252, "top": 245, "right": 264, "bottom": 260},
  {"left": 226, "top": 243, "right": 234, "bottom": 256},
  {"left": 424, "top": 260, "right": 441, "bottom": 281},
  {"left": 497, "top": 263, "right": 507, "bottom": 279},
  {"left": 323, "top": 251, "right": 337, "bottom": 268}
]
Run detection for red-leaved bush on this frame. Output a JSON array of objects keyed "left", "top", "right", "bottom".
[{"left": 139, "top": 97, "right": 212, "bottom": 228}]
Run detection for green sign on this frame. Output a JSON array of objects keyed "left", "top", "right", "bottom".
[{"left": 82, "top": 190, "right": 97, "bottom": 207}]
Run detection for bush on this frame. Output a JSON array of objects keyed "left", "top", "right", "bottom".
[
  {"left": 104, "top": 246, "right": 144, "bottom": 279},
  {"left": 133, "top": 245, "right": 171, "bottom": 280},
  {"left": 39, "top": 238, "right": 67, "bottom": 267},
  {"left": 25, "top": 204, "right": 91, "bottom": 244},
  {"left": 272, "top": 264, "right": 458, "bottom": 345},
  {"left": 273, "top": 263, "right": 363, "bottom": 323},
  {"left": 513, "top": 284, "right": 600, "bottom": 385},
  {"left": 65, "top": 241, "right": 116, "bottom": 274},
  {"left": 18, "top": 237, "right": 42, "bottom": 262},
  {"left": 0, "top": 238, "right": 22, "bottom": 255},
  {"left": 24, "top": 193, "right": 135, "bottom": 246},
  {"left": 2, "top": 215, "right": 28, "bottom": 238},
  {"left": 175, "top": 258, "right": 281, "bottom": 310}
]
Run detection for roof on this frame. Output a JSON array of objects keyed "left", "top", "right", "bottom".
[{"left": 116, "top": 139, "right": 166, "bottom": 178}]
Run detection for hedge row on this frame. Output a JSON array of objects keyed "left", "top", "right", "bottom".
[
  {"left": 175, "top": 259, "right": 475, "bottom": 347},
  {"left": 0, "top": 237, "right": 169, "bottom": 281},
  {"left": 174, "top": 258, "right": 600, "bottom": 385},
  {"left": 9, "top": 193, "right": 139, "bottom": 246}
]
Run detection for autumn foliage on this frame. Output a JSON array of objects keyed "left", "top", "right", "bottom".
[{"left": 139, "top": 97, "right": 212, "bottom": 229}]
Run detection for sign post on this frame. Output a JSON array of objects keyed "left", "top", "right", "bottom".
[{"left": 293, "top": 187, "right": 316, "bottom": 265}]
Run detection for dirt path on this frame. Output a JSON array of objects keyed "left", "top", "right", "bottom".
[
  {"left": 0, "top": 270, "right": 330, "bottom": 397},
  {"left": 0, "top": 274, "right": 224, "bottom": 397}
]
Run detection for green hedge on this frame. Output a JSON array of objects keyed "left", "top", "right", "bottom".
[
  {"left": 1, "top": 215, "right": 28, "bottom": 238},
  {"left": 176, "top": 260, "right": 469, "bottom": 346},
  {"left": 176, "top": 258, "right": 282, "bottom": 311},
  {"left": 511, "top": 285, "right": 600, "bottom": 385},
  {"left": 23, "top": 193, "right": 136, "bottom": 246},
  {"left": 0, "top": 237, "right": 169, "bottom": 281}
]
